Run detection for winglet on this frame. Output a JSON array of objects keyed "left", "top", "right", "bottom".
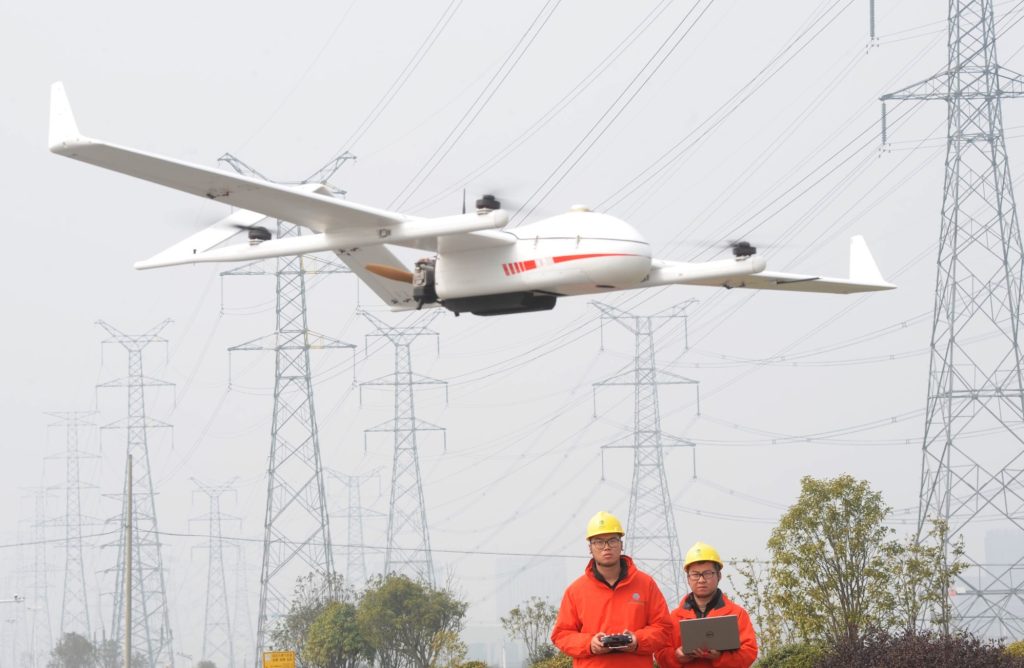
[
  {"left": 49, "top": 81, "right": 84, "bottom": 153},
  {"left": 849, "top": 235, "right": 893, "bottom": 287}
]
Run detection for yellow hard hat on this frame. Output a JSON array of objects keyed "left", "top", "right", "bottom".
[
  {"left": 683, "top": 541, "right": 723, "bottom": 570},
  {"left": 586, "top": 511, "right": 625, "bottom": 539}
]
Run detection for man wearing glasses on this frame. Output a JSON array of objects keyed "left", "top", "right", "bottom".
[
  {"left": 653, "top": 542, "right": 757, "bottom": 667},
  {"left": 551, "top": 511, "right": 672, "bottom": 667}
]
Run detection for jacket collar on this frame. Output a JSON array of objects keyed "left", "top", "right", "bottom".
[
  {"left": 587, "top": 554, "right": 635, "bottom": 590},
  {"left": 683, "top": 589, "right": 724, "bottom": 618}
]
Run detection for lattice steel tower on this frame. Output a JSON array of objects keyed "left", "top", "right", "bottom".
[
  {"left": 191, "top": 479, "right": 236, "bottom": 667},
  {"left": 24, "top": 486, "right": 55, "bottom": 668},
  {"left": 220, "top": 152, "right": 357, "bottom": 661},
  {"left": 882, "top": 0, "right": 1024, "bottom": 637},
  {"left": 361, "top": 311, "right": 446, "bottom": 586},
  {"left": 328, "top": 469, "right": 383, "bottom": 587},
  {"left": 593, "top": 303, "right": 698, "bottom": 604},
  {"left": 47, "top": 411, "right": 96, "bottom": 639},
  {"left": 98, "top": 320, "right": 175, "bottom": 668}
]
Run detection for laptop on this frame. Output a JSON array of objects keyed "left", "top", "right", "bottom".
[{"left": 679, "top": 615, "right": 741, "bottom": 652}]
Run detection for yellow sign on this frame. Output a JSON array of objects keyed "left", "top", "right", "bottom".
[{"left": 262, "top": 651, "right": 296, "bottom": 668}]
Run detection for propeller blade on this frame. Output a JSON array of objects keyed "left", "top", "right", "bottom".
[{"left": 365, "top": 263, "right": 414, "bottom": 283}]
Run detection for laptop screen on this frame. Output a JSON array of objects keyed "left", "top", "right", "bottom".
[{"left": 679, "top": 615, "right": 740, "bottom": 652}]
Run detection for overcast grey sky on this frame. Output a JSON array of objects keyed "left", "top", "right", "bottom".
[{"left": 4, "top": 0, "right": 1024, "bottom": 662}]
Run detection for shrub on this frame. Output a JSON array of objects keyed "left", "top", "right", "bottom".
[
  {"left": 1008, "top": 640, "right": 1024, "bottom": 659},
  {"left": 754, "top": 643, "right": 825, "bottom": 668},
  {"left": 818, "top": 629, "right": 1024, "bottom": 668},
  {"left": 531, "top": 653, "right": 572, "bottom": 668},
  {"left": 459, "top": 661, "right": 490, "bottom": 668}
]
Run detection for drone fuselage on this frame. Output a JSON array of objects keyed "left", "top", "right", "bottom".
[{"left": 435, "top": 210, "right": 652, "bottom": 307}]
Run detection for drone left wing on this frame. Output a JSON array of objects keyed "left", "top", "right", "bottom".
[
  {"left": 648, "top": 236, "right": 895, "bottom": 294},
  {"left": 48, "top": 82, "right": 507, "bottom": 268}
]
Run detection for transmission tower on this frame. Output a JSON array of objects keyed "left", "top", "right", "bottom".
[
  {"left": 232, "top": 541, "right": 256, "bottom": 668},
  {"left": 592, "top": 302, "right": 698, "bottom": 604},
  {"left": 23, "top": 486, "right": 55, "bottom": 668},
  {"left": 361, "top": 310, "right": 446, "bottom": 586},
  {"left": 97, "top": 320, "right": 176, "bottom": 668},
  {"left": 328, "top": 469, "right": 384, "bottom": 587},
  {"left": 882, "top": 0, "right": 1024, "bottom": 637},
  {"left": 46, "top": 411, "right": 97, "bottom": 639},
  {"left": 220, "top": 152, "right": 357, "bottom": 661},
  {"left": 191, "top": 479, "right": 238, "bottom": 668}
]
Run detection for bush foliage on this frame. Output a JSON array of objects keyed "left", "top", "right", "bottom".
[
  {"left": 816, "top": 629, "right": 1024, "bottom": 668},
  {"left": 530, "top": 652, "right": 572, "bottom": 668},
  {"left": 754, "top": 642, "right": 825, "bottom": 668}
]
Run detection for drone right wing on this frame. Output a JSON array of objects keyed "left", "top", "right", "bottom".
[{"left": 48, "top": 82, "right": 508, "bottom": 269}]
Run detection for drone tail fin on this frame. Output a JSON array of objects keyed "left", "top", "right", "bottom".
[
  {"left": 49, "top": 82, "right": 85, "bottom": 152},
  {"left": 848, "top": 235, "right": 889, "bottom": 285}
]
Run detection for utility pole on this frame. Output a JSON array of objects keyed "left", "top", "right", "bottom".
[
  {"left": 219, "top": 152, "right": 357, "bottom": 662},
  {"left": 592, "top": 302, "right": 698, "bottom": 603},
  {"left": 98, "top": 321, "right": 175, "bottom": 668},
  {"left": 46, "top": 411, "right": 97, "bottom": 639},
  {"left": 882, "top": 0, "right": 1024, "bottom": 637},
  {"left": 125, "top": 454, "right": 133, "bottom": 668},
  {"left": 361, "top": 310, "right": 446, "bottom": 586}
]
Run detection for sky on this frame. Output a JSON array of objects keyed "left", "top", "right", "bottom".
[{"left": 3, "top": 0, "right": 1024, "bottom": 664}]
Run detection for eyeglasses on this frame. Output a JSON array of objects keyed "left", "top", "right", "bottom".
[
  {"left": 686, "top": 570, "right": 719, "bottom": 581},
  {"left": 590, "top": 537, "right": 622, "bottom": 549}
]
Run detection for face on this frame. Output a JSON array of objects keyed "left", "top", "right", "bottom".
[
  {"left": 686, "top": 561, "right": 721, "bottom": 598},
  {"left": 588, "top": 532, "right": 623, "bottom": 567}
]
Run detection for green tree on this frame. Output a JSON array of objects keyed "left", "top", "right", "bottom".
[
  {"left": 500, "top": 597, "right": 558, "bottom": 665},
  {"left": 729, "top": 558, "right": 793, "bottom": 656},
  {"left": 302, "top": 600, "right": 371, "bottom": 668},
  {"left": 47, "top": 633, "right": 95, "bottom": 668},
  {"left": 271, "top": 571, "right": 352, "bottom": 664},
  {"left": 889, "top": 519, "right": 965, "bottom": 636},
  {"left": 356, "top": 574, "right": 468, "bottom": 668},
  {"left": 766, "top": 474, "right": 894, "bottom": 646},
  {"left": 93, "top": 640, "right": 145, "bottom": 668},
  {"left": 430, "top": 629, "right": 467, "bottom": 668}
]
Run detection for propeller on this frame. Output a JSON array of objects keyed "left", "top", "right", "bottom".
[
  {"left": 227, "top": 222, "right": 272, "bottom": 242},
  {"left": 365, "top": 263, "right": 414, "bottom": 283},
  {"left": 728, "top": 240, "right": 757, "bottom": 257}
]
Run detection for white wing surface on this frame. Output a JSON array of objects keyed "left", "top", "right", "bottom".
[
  {"left": 49, "top": 83, "right": 410, "bottom": 234},
  {"left": 332, "top": 246, "right": 430, "bottom": 311},
  {"left": 648, "top": 236, "right": 895, "bottom": 294}
]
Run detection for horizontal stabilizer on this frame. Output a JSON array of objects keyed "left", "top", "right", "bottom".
[
  {"left": 135, "top": 209, "right": 268, "bottom": 269},
  {"left": 333, "top": 246, "right": 431, "bottom": 311}
]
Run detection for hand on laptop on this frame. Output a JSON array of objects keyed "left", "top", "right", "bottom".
[{"left": 675, "top": 647, "right": 721, "bottom": 663}]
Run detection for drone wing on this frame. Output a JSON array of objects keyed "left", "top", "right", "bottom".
[
  {"left": 648, "top": 236, "right": 895, "bottom": 294},
  {"left": 48, "top": 82, "right": 507, "bottom": 268}
]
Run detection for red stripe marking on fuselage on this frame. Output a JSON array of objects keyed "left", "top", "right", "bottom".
[
  {"left": 501, "top": 253, "right": 639, "bottom": 277},
  {"left": 552, "top": 253, "right": 635, "bottom": 263}
]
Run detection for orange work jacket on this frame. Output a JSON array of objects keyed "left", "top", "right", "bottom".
[
  {"left": 653, "top": 590, "right": 757, "bottom": 668},
  {"left": 551, "top": 556, "right": 672, "bottom": 668}
]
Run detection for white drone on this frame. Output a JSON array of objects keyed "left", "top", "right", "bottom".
[{"left": 48, "top": 83, "right": 894, "bottom": 316}]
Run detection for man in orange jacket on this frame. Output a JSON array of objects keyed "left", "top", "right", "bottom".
[
  {"left": 653, "top": 542, "right": 757, "bottom": 668},
  {"left": 551, "top": 511, "right": 673, "bottom": 668}
]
